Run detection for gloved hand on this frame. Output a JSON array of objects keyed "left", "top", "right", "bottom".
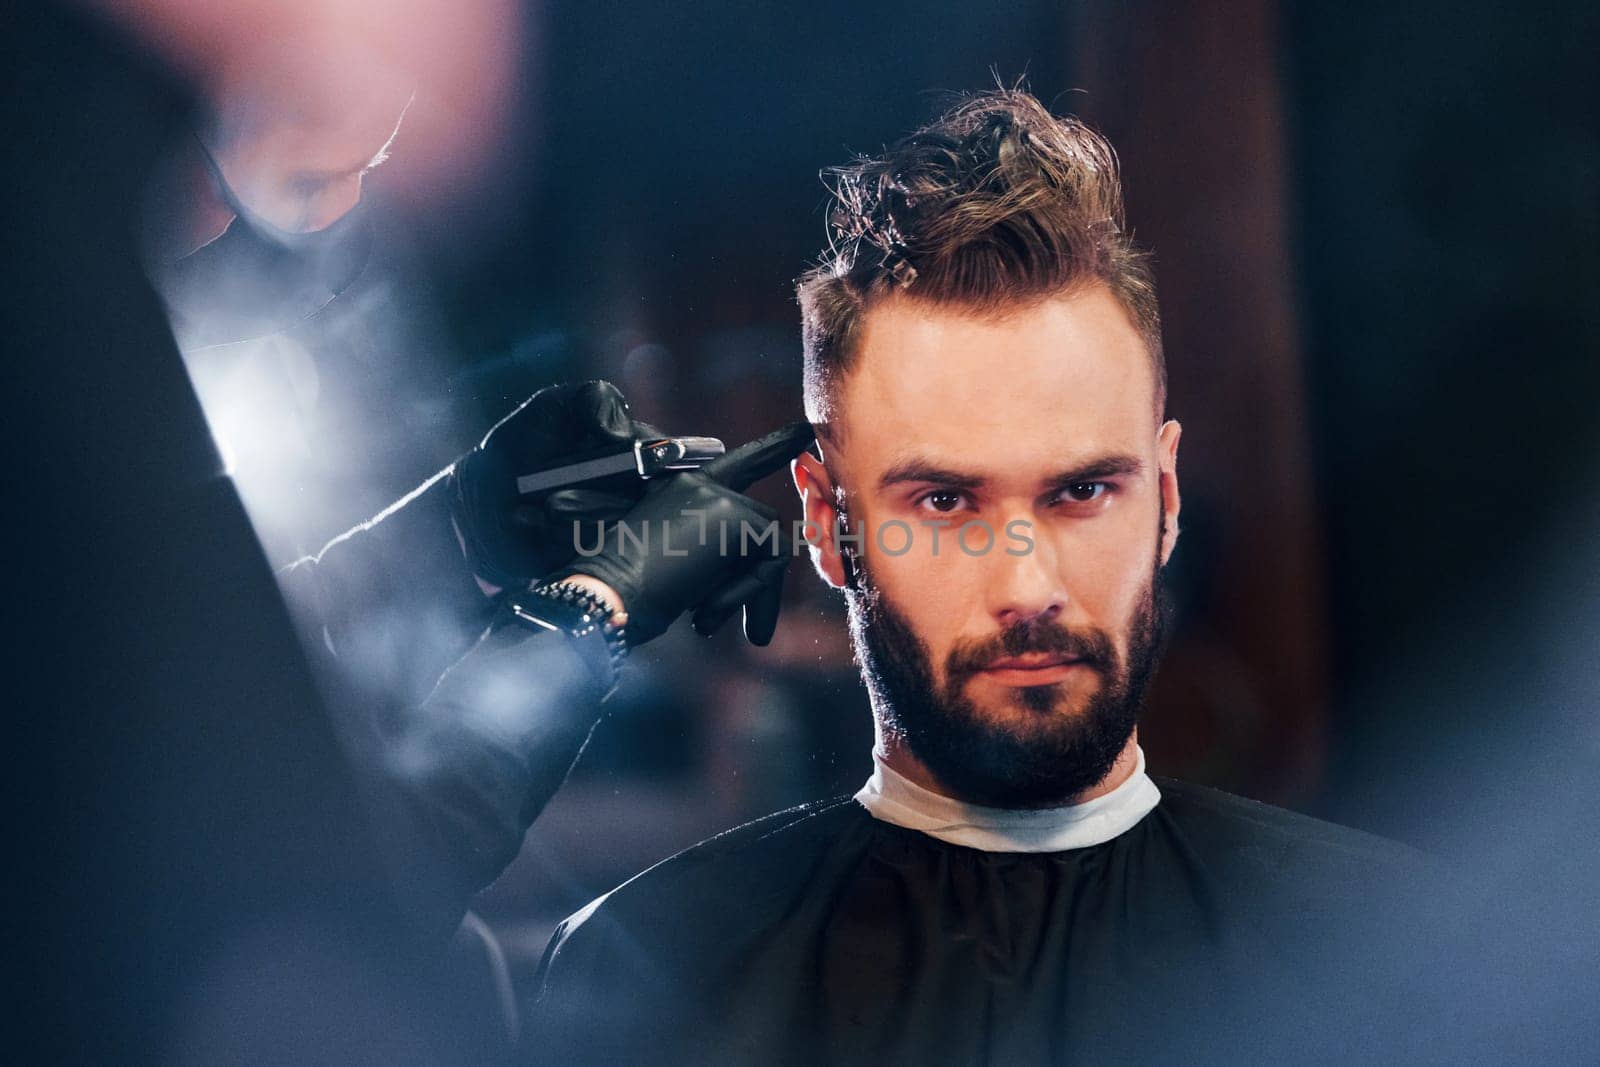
[
  {"left": 449, "top": 380, "right": 663, "bottom": 591},
  {"left": 554, "top": 421, "right": 815, "bottom": 648}
]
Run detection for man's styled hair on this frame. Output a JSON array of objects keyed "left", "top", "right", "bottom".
[{"left": 797, "top": 89, "right": 1164, "bottom": 440}]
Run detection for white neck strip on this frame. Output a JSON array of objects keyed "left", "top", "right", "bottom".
[{"left": 854, "top": 746, "right": 1161, "bottom": 853}]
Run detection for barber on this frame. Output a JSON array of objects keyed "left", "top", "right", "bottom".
[{"left": 283, "top": 379, "right": 812, "bottom": 922}]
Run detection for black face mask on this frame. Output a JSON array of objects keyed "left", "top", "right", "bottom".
[
  {"left": 197, "top": 132, "right": 372, "bottom": 256},
  {"left": 168, "top": 134, "right": 375, "bottom": 345}
]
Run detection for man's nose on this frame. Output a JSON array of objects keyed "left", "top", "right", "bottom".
[{"left": 986, "top": 530, "right": 1067, "bottom": 628}]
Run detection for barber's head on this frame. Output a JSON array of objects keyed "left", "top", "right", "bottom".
[
  {"left": 791, "top": 90, "right": 1182, "bottom": 807},
  {"left": 200, "top": 79, "right": 412, "bottom": 236}
]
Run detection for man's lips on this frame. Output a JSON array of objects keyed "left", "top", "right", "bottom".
[
  {"left": 973, "top": 653, "right": 1090, "bottom": 685},
  {"left": 982, "top": 653, "right": 1081, "bottom": 671}
]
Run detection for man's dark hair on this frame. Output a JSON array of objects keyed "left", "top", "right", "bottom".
[{"left": 797, "top": 89, "right": 1164, "bottom": 441}]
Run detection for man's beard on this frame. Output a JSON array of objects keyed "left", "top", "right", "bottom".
[{"left": 845, "top": 530, "right": 1171, "bottom": 809}]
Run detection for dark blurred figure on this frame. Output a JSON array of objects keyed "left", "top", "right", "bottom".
[
  {"left": 1285, "top": 1, "right": 1600, "bottom": 1055},
  {"left": 0, "top": 4, "right": 515, "bottom": 1063},
  {"left": 146, "top": 110, "right": 477, "bottom": 567}
]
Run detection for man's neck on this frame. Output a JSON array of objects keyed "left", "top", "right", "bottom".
[{"left": 875, "top": 727, "right": 1143, "bottom": 808}]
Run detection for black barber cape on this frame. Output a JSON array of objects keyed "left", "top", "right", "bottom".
[{"left": 526, "top": 783, "right": 1450, "bottom": 1066}]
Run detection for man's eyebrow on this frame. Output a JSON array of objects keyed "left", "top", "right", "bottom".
[
  {"left": 877, "top": 453, "right": 1149, "bottom": 494},
  {"left": 1043, "top": 454, "right": 1147, "bottom": 488},
  {"left": 877, "top": 459, "right": 987, "bottom": 493}
]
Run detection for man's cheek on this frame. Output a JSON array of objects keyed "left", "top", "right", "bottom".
[
  {"left": 1066, "top": 538, "right": 1150, "bottom": 611},
  {"left": 871, "top": 555, "right": 937, "bottom": 619},
  {"left": 874, "top": 556, "right": 956, "bottom": 645}
]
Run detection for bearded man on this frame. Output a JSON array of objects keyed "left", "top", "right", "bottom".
[{"left": 508, "top": 90, "right": 1442, "bottom": 1064}]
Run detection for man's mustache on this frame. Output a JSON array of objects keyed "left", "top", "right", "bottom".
[{"left": 945, "top": 618, "right": 1116, "bottom": 679}]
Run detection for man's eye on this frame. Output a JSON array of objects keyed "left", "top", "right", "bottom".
[
  {"left": 1059, "top": 482, "right": 1109, "bottom": 504},
  {"left": 917, "top": 490, "right": 969, "bottom": 514}
]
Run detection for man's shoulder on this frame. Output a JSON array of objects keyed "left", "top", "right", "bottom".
[
  {"left": 1151, "top": 776, "right": 1436, "bottom": 901},
  {"left": 544, "top": 796, "right": 864, "bottom": 959},
  {"left": 528, "top": 798, "right": 871, "bottom": 1058}
]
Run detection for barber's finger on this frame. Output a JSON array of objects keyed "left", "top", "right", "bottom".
[
  {"left": 510, "top": 503, "right": 542, "bottom": 530},
  {"left": 742, "top": 559, "right": 788, "bottom": 647},
  {"left": 511, "top": 492, "right": 629, "bottom": 531},
  {"left": 691, "top": 571, "right": 760, "bottom": 636},
  {"left": 544, "top": 489, "right": 637, "bottom": 518},
  {"left": 691, "top": 532, "right": 792, "bottom": 640},
  {"left": 700, "top": 420, "right": 815, "bottom": 492},
  {"left": 570, "top": 380, "right": 634, "bottom": 438}
]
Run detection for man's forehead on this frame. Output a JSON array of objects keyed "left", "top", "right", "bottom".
[{"left": 834, "top": 287, "right": 1157, "bottom": 475}]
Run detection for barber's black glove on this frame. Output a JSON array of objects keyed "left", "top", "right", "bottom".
[
  {"left": 554, "top": 421, "right": 814, "bottom": 647},
  {"left": 449, "top": 380, "right": 663, "bottom": 590}
]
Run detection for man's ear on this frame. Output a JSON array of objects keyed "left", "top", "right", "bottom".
[
  {"left": 792, "top": 451, "right": 849, "bottom": 589},
  {"left": 1157, "top": 419, "right": 1182, "bottom": 566}
]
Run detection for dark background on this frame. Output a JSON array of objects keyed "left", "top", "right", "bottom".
[{"left": 7, "top": 0, "right": 1597, "bottom": 1047}]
